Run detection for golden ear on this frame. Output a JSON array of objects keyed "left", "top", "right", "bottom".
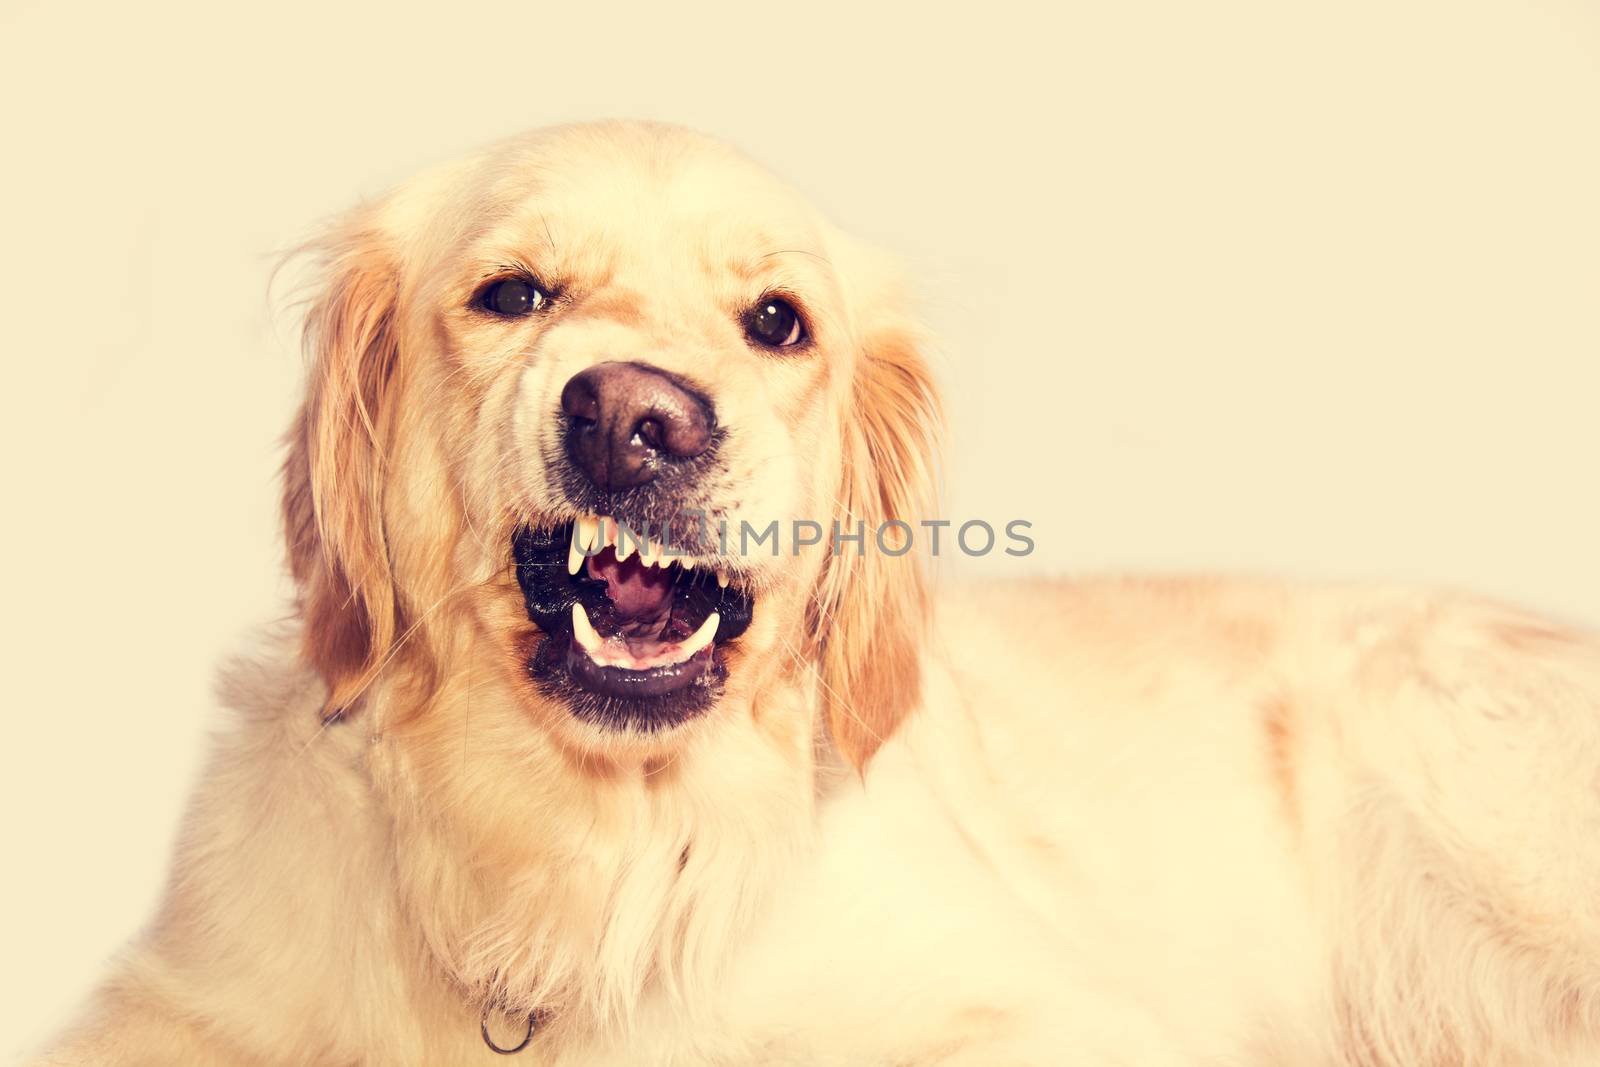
[
  {"left": 281, "top": 216, "right": 402, "bottom": 719},
  {"left": 811, "top": 277, "right": 943, "bottom": 771}
]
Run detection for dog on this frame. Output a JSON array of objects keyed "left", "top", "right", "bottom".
[{"left": 29, "top": 120, "right": 1600, "bottom": 1066}]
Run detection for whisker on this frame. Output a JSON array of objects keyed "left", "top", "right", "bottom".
[{"left": 760, "top": 249, "right": 832, "bottom": 267}]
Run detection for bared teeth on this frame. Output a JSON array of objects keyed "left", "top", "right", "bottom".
[
  {"left": 567, "top": 534, "right": 585, "bottom": 576},
  {"left": 571, "top": 602, "right": 604, "bottom": 653},
  {"left": 679, "top": 612, "right": 720, "bottom": 658},
  {"left": 576, "top": 515, "right": 601, "bottom": 553},
  {"left": 614, "top": 526, "right": 636, "bottom": 561},
  {"left": 571, "top": 601, "right": 719, "bottom": 669},
  {"left": 557, "top": 515, "right": 734, "bottom": 671},
  {"left": 569, "top": 514, "right": 606, "bottom": 575},
  {"left": 564, "top": 513, "right": 726, "bottom": 579}
]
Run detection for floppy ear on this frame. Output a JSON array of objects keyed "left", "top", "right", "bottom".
[
  {"left": 281, "top": 214, "right": 404, "bottom": 719},
  {"left": 810, "top": 262, "right": 943, "bottom": 771}
]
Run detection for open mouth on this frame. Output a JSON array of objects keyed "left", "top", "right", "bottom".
[{"left": 512, "top": 517, "right": 754, "bottom": 731}]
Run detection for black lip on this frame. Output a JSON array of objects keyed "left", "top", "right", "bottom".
[
  {"left": 564, "top": 642, "right": 717, "bottom": 698},
  {"left": 511, "top": 523, "right": 754, "bottom": 732},
  {"left": 527, "top": 627, "right": 725, "bottom": 732}
]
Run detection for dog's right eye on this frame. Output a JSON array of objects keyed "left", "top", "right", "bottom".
[{"left": 475, "top": 277, "right": 549, "bottom": 318}]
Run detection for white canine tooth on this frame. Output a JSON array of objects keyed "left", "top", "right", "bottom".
[
  {"left": 577, "top": 515, "right": 599, "bottom": 552},
  {"left": 716, "top": 569, "right": 730, "bottom": 589},
  {"left": 678, "top": 612, "right": 720, "bottom": 658},
  {"left": 566, "top": 534, "right": 584, "bottom": 576},
  {"left": 681, "top": 558, "right": 695, "bottom": 570},
  {"left": 571, "top": 602, "right": 604, "bottom": 653}
]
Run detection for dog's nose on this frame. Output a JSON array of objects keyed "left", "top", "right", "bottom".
[{"left": 560, "top": 361, "right": 715, "bottom": 492}]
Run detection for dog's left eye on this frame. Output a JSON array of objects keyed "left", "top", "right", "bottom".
[
  {"left": 744, "top": 297, "right": 806, "bottom": 348},
  {"left": 475, "top": 277, "right": 549, "bottom": 318}
]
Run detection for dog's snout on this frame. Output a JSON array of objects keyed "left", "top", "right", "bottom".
[{"left": 560, "top": 361, "right": 715, "bottom": 491}]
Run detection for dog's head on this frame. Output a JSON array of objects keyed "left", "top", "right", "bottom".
[{"left": 282, "top": 121, "right": 939, "bottom": 771}]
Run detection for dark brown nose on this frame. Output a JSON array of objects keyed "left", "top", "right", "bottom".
[{"left": 560, "top": 361, "right": 715, "bottom": 492}]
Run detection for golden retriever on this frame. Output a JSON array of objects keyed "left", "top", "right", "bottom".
[{"left": 29, "top": 121, "right": 1600, "bottom": 1066}]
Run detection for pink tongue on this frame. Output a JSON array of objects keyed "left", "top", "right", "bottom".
[{"left": 588, "top": 550, "right": 673, "bottom": 619}]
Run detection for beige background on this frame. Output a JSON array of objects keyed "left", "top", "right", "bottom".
[{"left": 2, "top": 0, "right": 1597, "bottom": 1057}]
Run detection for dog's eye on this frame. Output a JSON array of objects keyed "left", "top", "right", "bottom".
[
  {"left": 476, "top": 277, "right": 549, "bottom": 318},
  {"left": 744, "top": 297, "right": 806, "bottom": 349}
]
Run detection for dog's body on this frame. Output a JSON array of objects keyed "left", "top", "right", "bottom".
[{"left": 30, "top": 123, "right": 1600, "bottom": 1066}]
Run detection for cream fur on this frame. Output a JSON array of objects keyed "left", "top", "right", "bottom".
[{"left": 27, "top": 123, "right": 1600, "bottom": 1067}]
